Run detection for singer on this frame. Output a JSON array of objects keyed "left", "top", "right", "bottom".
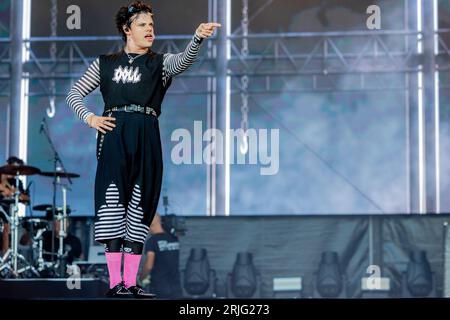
[{"left": 66, "top": 1, "right": 220, "bottom": 298}]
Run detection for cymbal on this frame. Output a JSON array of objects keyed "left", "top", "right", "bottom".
[
  {"left": 32, "top": 204, "right": 53, "bottom": 211},
  {"left": 39, "top": 171, "right": 80, "bottom": 179},
  {"left": 33, "top": 204, "right": 71, "bottom": 214},
  {"left": 0, "top": 164, "right": 41, "bottom": 176},
  {"left": 0, "top": 197, "right": 30, "bottom": 205}
]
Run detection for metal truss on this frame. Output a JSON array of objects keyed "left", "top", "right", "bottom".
[
  {"left": 0, "top": 0, "right": 449, "bottom": 97},
  {"left": 0, "top": 29, "right": 447, "bottom": 97},
  {"left": 0, "top": 37, "right": 9, "bottom": 98},
  {"left": 1, "top": 0, "right": 447, "bottom": 216},
  {"left": 437, "top": 29, "right": 450, "bottom": 89},
  {"left": 437, "top": 29, "right": 450, "bottom": 70},
  {"left": 0, "top": 35, "right": 216, "bottom": 97}
]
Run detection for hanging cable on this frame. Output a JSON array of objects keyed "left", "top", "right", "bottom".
[
  {"left": 47, "top": 0, "right": 57, "bottom": 118},
  {"left": 240, "top": 0, "right": 249, "bottom": 154}
]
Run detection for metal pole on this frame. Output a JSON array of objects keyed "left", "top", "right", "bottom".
[
  {"left": 423, "top": 0, "right": 438, "bottom": 213},
  {"left": 9, "top": 0, "right": 24, "bottom": 158},
  {"left": 207, "top": 0, "right": 217, "bottom": 216},
  {"left": 215, "top": 0, "right": 229, "bottom": 216},
  {"left": 408, "top": 0, "right": 420, "bottom": 213}
]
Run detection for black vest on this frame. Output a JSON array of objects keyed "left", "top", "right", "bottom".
[{"left": 99, "top": 51, "right": 172, "bottom": 116}]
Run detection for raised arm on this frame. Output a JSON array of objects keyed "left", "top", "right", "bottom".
[
  {"left": 162, "top": 34, "right": 203, "bottom": 86},
  {"left": 162, "top": 22, "right": 221, "bottom": 86}
]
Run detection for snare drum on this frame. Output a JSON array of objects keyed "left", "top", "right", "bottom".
[{"left": 21, "top": 218, "right": 49, "bottom": 232}]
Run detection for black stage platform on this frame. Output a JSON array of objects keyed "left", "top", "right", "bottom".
[{"left": 0, "top": 278, "right": 109, "bottom": 299}]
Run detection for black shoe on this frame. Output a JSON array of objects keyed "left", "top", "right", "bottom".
[
  {"left": 106, "top": 282, "right": 132, "bottom": 298},
  {"left": 127, "top": 285, "right": 157, "bottom": 299}
]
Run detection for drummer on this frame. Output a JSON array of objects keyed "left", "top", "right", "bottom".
[
  {"left": 0, "top": 156, "right": 30, "bottom": 254},
  {"left": 42, "top": 217, "right": 83, "bottom": 264}
]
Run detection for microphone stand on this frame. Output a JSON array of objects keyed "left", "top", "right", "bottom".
[{"left": 40, "top": 118, "right": 72, "bottom": 277}]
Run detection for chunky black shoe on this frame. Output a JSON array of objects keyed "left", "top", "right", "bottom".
[
  {"left": 127, "top": 285, "right": 157, "bottom": 299},
  {"left": 106, "top": 282, "right": 132, "bottom": 298}
]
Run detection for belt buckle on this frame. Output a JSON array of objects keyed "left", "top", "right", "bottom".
[
  {"left": 124, "top": 105, "right": 134, "bottom": 112},
  {"left": 147, "top": 107, "right": 157, "bottom": 117},
  {"left": 130, "top": 104, "right": 142, "bottom": 113}
]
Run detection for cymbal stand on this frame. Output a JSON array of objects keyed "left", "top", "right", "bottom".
[
  {"left": 0, "top": 172, "right": 39, "bottom": 277},
  {"left": 55, "top": 181, "right": 69, "bottom": 276},
  {"left": 0, "top": 205, "right": 11, "bottom": 266},
  {"left": 40, "top": 117, "right": 72, "bottom": 277},
  {"left": 32, "top": 228, "right": 46, "bottom": 271}
]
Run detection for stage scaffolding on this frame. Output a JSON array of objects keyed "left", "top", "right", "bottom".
[{"left": 0, "top": 0, "right": 449, "bottom": 217}]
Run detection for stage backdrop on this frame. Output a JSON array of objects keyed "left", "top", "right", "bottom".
[
  {"left": 69, "top": 214, "right": 447, "bottom": 298},
  {"left": 0, "top": 0, "right": 449, "bottom": 215}
]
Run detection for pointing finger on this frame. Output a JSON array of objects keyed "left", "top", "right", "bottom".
[{"left": 207, "top": 22, "right": 222, "bottom": 28}]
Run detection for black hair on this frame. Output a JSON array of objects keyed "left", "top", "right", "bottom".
[
  {"left": 115, "top": 1, "right": 153, "bottom": 42},
  {"left": 6, "top": 156, "right": 24, "bottom": 165},
  {"left": 161, "top": 214, "right": 186, "bottom": 236}
]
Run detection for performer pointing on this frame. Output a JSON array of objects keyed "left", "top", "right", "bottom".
[{"left": 66, "top": 1, "right": 220, "bottom": 298}]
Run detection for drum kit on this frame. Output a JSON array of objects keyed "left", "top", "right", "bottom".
[{"left": 0, "top": 163, "right": 80, "bottom": 279}]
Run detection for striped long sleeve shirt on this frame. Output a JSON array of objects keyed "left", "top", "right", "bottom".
[{"left": 66, "top": 33, "right": 204, "bottom": 123}]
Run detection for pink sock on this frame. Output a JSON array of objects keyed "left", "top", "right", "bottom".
[
  {"left": 105, "top": 252, "right": 123, "bottom": 289},
  {"left": 123, "top": 253, "right": 142, "bottom": 288}
]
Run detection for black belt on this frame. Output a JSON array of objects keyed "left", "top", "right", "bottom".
[{"left": 105, "top": 104, "right": 158, "bottom": 117}]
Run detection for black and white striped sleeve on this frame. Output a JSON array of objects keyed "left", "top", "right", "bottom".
[
  {"left": 66, "top": 58, "right": 100, "bottom": 123},
  {"left": 162, "top": 33, "right": 204, "bottom": 87}
]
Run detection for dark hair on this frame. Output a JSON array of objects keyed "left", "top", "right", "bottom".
[
  {"left": 161, "top": 214, "right": 187, "bottom": 236},
  {"left": 6, "top": 156, "right": 24, "bottom": 165},
  {"left": 116, "top": 1, "right": 153, "bottom": 42}
]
